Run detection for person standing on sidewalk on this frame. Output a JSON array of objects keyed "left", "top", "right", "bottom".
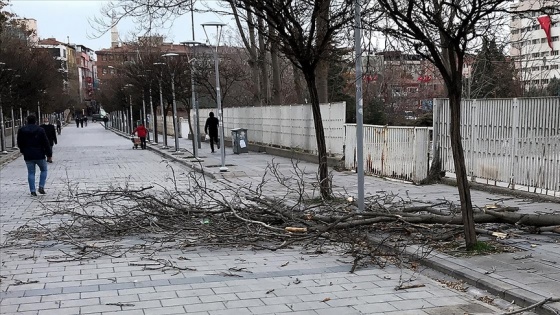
[
  {"left": 131, "top": 123, "right": 148, "bottom": 149},
  {"left": 56, "top": 118, "right": 62, "bottom": 135},
  {"left": 39, "top": 118, "right": 57, "bottom": 152},
  {"left": 204, "top": 112, "right": 220, "bottom": 153},
  {"left": 103, "top": 116, "right": 109, "bottom": 129},
  {"left": 75, "top": 116, "right": 80, "bottom": 128},
  {"left": 17, "top": 115, "right": 53, "bottom": 196}
]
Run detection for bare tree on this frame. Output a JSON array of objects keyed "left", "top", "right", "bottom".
[
  {"left": 367, "top": 0, "right": 559, "bottom": 249},
  {"left": 224, "top": 0, "right": 364, "bottom": 198}
]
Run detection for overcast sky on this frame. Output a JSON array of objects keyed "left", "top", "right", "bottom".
[{"left": 8, "top": 0, "right": 234, "bottom": 52}]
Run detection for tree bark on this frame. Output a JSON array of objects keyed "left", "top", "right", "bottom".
[
  {"left": 449, "top": 89, "right": 477, "bottom": 249},
  {"left": 303, "top": 70, "right": 331, "bottom": 199},
  {"left": 293, "top": 64, "right": 306, "bottom": 104},
  {"left": 257, "top": 16, "right": 270, "bottom": 105},
  {"left": 269, "top": 28, "right": 282, "bottom": 105},
  {"left": 230, "top": 3, "right": 261, "bottom": 105},
  {"left": 315, "top": 0, "right": 330, "bottom": 104}
]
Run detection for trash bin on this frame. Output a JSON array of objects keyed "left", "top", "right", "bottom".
[{"left": 231, "top": 128, "right": 248, "bottom": 154}]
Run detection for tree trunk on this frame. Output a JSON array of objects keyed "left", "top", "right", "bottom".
[
  {"left": 315, "top": 0, "right": 330, "bottom": 103},
  {"left": 257, "top": 16, "right": 270, "bottom": 105},
  {"left": 293, "top": 64, "right": 306, "bottom": 104},
  {"left": 153, "top": 105, "right": 158, "bottom": 143},
  {"left": 247, "top": 10, "right": 262, "bottom": 105},
  {"left": 269, "top": 27, "right": 282, "bottom": 105},
  {"left": 303, "top": 70, "right": 331, "bottom": 199},
  {"left": 230, "top": 3, "right": 261, "bottom": 105},
  {"left": 448, "top": 90, "right": 477, "bottom": 249}
]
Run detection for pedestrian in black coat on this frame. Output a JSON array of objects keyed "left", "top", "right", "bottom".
[
  {"left": 17, "top": 115, "right": 53, "bottom": 196},
  {"left": 204, "top": 112, "right": 220, "bottom": 153},
  {"left": 39, "top": 118, "right": 58, "bottom": 151}
]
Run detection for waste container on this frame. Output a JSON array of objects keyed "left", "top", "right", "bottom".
[{"left": 231, "top": 128, "right": 248, "bottom": 154}]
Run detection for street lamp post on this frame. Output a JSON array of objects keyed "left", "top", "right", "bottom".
[
  {"left": 181, "top": 40, "right": 203, "bottom": 158},
  {"left": 154, "top": 62, "right": 168, "bottom": 149},
  {"left": 162, "top": 53, "right": 181, "bottom": 153},
  {"left": 202, "top": 22, "right": 228, "bottom": 172}
]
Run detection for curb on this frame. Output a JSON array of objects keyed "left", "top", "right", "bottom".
[
  {"left": 405, "top": 245, "right": 559, "bottom": 315},
  {"left": 0, "top": 150, "right": 21, "bottom": 169}
]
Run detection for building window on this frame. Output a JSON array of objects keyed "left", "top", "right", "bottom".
[
  {"left": 552, "top": 51, "right": 559, "bottom": 56},
  {"left": 552, "top": 36, "right": 559, "bottom": 42},
  {"left": 102, "top": 55, "right": 107, "bottom": 61},
  {"left": 102, "top": 68, "right": 107, "bottom": 75},
  {"left": 109, "top": 55, "right": 114, "bottom": 60},
  {"left": 551, "top": 65, "right": 559, "bottom": 70}
]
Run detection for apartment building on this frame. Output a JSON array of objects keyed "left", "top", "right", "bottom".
[{"left": 510, "top": 0, "right": 560, "bottom": 89}]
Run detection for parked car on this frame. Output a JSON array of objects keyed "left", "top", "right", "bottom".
[{"left": 91, "top": 114, "right": 105, "bottom": 122}]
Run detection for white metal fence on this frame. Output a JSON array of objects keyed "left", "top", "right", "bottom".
[
  {"left": 433, "top": 97, "right": 560, "bottom": 195},
  {"left": 156, "top": 116, "right": 183, "bottom": 137},
  {"left": 197, "top": 102, "right": 346, "bottom": 155},
  {"left": 344, "top": 124, "right": 432, "bottom": 183}
]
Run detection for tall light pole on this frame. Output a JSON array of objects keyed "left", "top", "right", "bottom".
[
  {"left": 162, "top": 53, "right": 181, "bottom": 153},
  {"left": 154, "top": 62, "right": 168, "bottom": 149},
  {"left": 202, "top": 22, "right": 227, "bottom": 172},
  {"left": 354, "top": 0, "right": 365, "bottom": 211},
  {"left": 181, "top": 40, "right": 203, "bottom": 158}
]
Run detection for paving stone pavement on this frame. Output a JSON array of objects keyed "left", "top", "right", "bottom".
[{"left": 0, "top": 122, "right": 558, "bottom": 314}]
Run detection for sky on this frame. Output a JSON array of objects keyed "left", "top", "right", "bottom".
[{"left": 7, "top": 0, "right": 234, "bottom": 52}]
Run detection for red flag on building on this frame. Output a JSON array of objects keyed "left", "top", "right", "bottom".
[{"left": 537, "top": 15, "right": 553, "bottom": 50}]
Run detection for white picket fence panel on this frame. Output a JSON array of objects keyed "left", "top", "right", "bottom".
[
  {"left": 156, "top": 116, "right": 184, "bottom": 137},
  {"left": 197, "top": 102, "right": 346, "bottom": 155},
  {"left": 433, "top": 97, "right": 560, "bottom": 196},
  {"left": 344, "top": 124, "right": 432, "bottom": 183}
]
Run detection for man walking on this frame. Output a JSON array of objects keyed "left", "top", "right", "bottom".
[
  {"left": 204, "top": 112, "right": 220, "bottom": 153},
  {"left": 56, "top": 118, "right": 62, "bottom": 135},
  {"left": 103, "top": 116, "right": 109, "bottom": 129},
  {"left": 131, "top": 123, "right": 148, "bottom": 149},
  {"left": 17, "top": 115, "right": 53, "bottom": 196},
  {"left": 39, "top": 118, "right": 57, "bottom": 151}
]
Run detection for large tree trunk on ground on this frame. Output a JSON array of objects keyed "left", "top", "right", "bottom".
[
  {"left": 449, "top": 90, "right": 477, "bottom": 249},
  {"left": 303, "top": 70, "right": 331, "bottom": 199}
]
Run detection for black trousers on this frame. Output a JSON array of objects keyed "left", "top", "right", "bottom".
[
  {"left": 140, "top": 137, "right": 146, "bottom": 149},
  {"left": 209, "top": 134, "right": 219, "bottom": 152}
]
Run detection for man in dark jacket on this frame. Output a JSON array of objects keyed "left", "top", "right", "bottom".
[
  {"left": 204, "top": 112, "right": 220, "bottom": 153},
  {"left": 39, "top": 118, "right": 58, "bottom": 151},
  {"left": 17, "top": 115, "right": 53, "bottom": 196}
]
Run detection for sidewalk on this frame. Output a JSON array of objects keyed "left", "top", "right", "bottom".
[
  {"left": 123, "top": 124, "right": 560, "bottom": 314},
  {"left": 0, "top": 122, "right": 557, "bottom": 315}
]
